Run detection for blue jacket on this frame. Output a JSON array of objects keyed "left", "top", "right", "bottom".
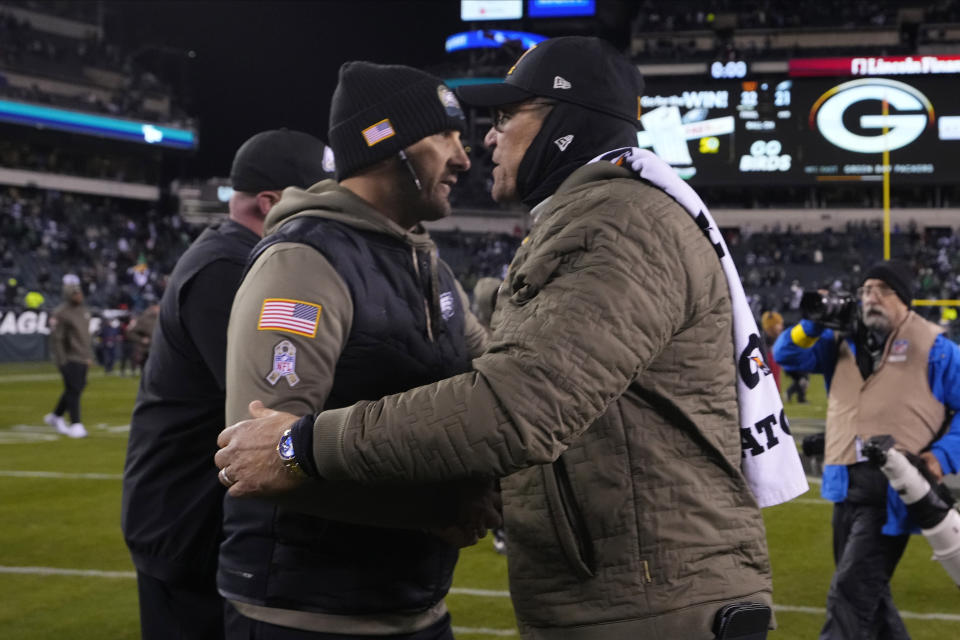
[{"left": 773, "top": 319, "right": 960, "bottom": 534}]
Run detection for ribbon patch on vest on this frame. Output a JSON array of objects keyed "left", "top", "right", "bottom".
[
  {"left": 266, "top": 340, "right": 300, "bottom": 387},
  {"left": 888, "top": 339, "right": 909, "bottom": 363}
]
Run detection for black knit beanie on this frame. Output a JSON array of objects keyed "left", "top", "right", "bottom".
[
  {"left": 862, "top": 260, "right": 913, "bottom": 306},
  {"left": 328, "top": 61, "right": 466, "bottom": 180}
]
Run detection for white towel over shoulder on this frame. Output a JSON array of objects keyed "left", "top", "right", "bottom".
[{"left": 590, "top": 147, "right": 808, "bottom": 507}]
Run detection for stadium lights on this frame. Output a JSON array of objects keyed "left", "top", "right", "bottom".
[
  {"left": 0, "top": 99, "right": 197, "bottom": 150},
  {"left": 445, "top": 30, "right": 546, "bottom": 53}
]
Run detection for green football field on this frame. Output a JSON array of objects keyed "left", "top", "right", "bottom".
[{"left": 1, "top": 362, "right": 958, "bottom": 638}]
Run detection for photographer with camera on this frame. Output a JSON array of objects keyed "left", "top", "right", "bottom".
[{"left": 773, "top": 260, "right": 960, "bottom": 639}]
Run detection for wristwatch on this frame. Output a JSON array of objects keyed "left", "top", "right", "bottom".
[{"left": 276, "top": 429, "right": 306, "bottom": 477}]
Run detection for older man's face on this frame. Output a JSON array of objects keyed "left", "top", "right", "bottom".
[
  {"left": 859, "top": 278, "right": 908, "bottom": 334},
  {"left": 483, "top": 99, "right": 554, "bottom": 203}
]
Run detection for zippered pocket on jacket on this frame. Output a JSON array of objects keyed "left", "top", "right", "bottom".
[{"left": 542, "top": 457, "right": 595, "bottom": 580}]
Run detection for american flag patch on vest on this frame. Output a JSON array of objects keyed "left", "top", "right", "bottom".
[{"left": 257, "top": 298, "right": 322, "bottom": 338}]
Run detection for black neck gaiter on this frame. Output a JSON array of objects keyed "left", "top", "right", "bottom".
[{"left": 516, "top": 102, "right": 639, "bottom": 208}]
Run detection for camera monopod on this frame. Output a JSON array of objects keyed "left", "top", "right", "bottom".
[{"left": 863, "top": 435, "right": 960, "bottom": 588}]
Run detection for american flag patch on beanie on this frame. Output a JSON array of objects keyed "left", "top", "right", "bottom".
[{"left": 362, "top": 119, "right": 396, "bottom": 147}]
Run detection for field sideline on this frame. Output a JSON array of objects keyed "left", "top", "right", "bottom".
[{"left": 1, "top": 361, "right": 959, "bottom": 639}]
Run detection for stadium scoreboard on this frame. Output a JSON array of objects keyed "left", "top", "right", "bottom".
[{"left": 638, "top": 55, "right": 960, "bottom": 186}]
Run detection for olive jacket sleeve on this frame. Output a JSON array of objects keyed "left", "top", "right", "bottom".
[{"left": 311, "top": 180, "right": 698, "bottom": 484}]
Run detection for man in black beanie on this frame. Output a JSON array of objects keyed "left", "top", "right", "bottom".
[
  {"left": 121, "top": 129, "right": 334, "bottom": 640},
  {"left": 216, "top": 63, "right": 493, "bottom": 639},
  {"left": 776, "top": 259, "right": 960, "bottom": 639},
  {"left": 216, "top": 37, "right": 783, "bottom": 639}
]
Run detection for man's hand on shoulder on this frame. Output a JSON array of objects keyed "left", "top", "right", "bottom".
[{"left": 216, "top": 400, "right": 304, "bottom": 497}]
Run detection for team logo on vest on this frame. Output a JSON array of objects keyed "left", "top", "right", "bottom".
[
  {"left": 439, "top": 291, "right": 456, "bottom": 321},
  {"left": 322, "top": 146, "right": 336, "bottom": 174},
  {"left": 553, "top": 76, "right": 572, "bottom": 90},
  {"left": 888, "top": 338, "right": 909, "bottom": 363},
  {"left": 266, "top": 340, "right": 300, "bottom": 387},
  {"left": 554, "top": 134, "right": 574, "bottom": 151}
]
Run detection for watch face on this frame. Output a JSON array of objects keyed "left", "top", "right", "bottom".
[{"left": 278, "top": 433, "right": 295, "bottom": 460}]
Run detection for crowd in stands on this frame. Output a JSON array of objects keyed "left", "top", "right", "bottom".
[
  {"left": 0, "top": 75, "right": 171, "bottom": 125},
  {"left": 631, "top": 0, "right": 900, "bottom": 32},
  {"left": 2, "top": 179, "right": 958, "bottom": 343},
  {"left": 3, "top": 0, "right": 100, "bottom": 27},
  {"left": 0, "top": 186, "right": 193, "bottom": 313},
  {"left": 432, "top": 229, "right": 522, "bottom": 294},
  {"left": 0, "top": 185, "right": 526, "bottom": 317},
  {"left": 627, "top": 0, "right": 960, "bottom": 34},
  {"left": 629, "top": 0, "right": 957, "bottom": 62},
  {"left": 0, "top": 8, "right": 193, "bottom": 126},
  {"left": 730, "top": 220, "right": 960, "bottom": 340},
  {"left": 0, "top": 9, "right": 122, "bottom": 71},
  {"left": 0, "top": 139, "right": 158, "bottom": 184}
]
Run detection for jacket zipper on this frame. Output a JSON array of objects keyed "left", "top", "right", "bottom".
[{"left": 410, "top": 246, "right": 434, "bottom": 342}]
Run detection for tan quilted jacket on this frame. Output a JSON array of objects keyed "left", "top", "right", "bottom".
[{"left": 314, "top": 162, "right": 773, "bottom": 639}]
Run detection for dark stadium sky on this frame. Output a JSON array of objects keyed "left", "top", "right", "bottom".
[{"left": 108, "top": 1, "right": 465, "bottom": 179}]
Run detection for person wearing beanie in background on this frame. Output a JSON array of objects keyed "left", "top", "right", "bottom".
[
  {"left": 45, "top": 279, "right": 92, "bottom": 438},
  {"left": 217, "top": 37, "right": 811, "bottom": 639},
  {"left": 121, "top": 130, "right": 334, "bottom": 640},
  {"left": 217, "top": 64, "right": 493, "bottom": 639},
  {"left": 761, "top": 310, "right": 784, "bottom": 391},
  {"left": 125, "top": 299, "right": 160, "bottom": 374},
  {"left": 774, "top": 259, "right": 960, "bottom": 639}
]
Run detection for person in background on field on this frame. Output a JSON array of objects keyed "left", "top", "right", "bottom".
[
  {"left": 44, "top": 277, "right": 92, "bottom": 438},
  {"left": 774, "top": 260, "right": 960, "bottom": 639},
  {"left": 99, "top": 316, "right": 123, "bottom": 374},
  {"left": 761, "top": 310, "right": 784, "bottom": 392},
  {"left": 126, "top": 300, "right": 159, "bottom": 374},
  {"left": 786, "top": 369, "right": 809, "bottom": 403}
]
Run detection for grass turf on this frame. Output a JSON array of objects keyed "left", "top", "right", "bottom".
[{"left": 0, "top": 362, "right": 958, "bottom": 638}]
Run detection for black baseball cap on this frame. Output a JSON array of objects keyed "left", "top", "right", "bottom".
[
  {"left": 456, "top": 36, "right": 644, "bottom": 126},
  {"left": 230, "top": 129, "right": 335, "bottom": 192}
]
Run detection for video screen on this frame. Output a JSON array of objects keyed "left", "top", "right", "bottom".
[
  {"left": 461, "top": 0, "right": 522, "bottom": 21},
  {"left": 636, "top": 73, "right": 960, "bottom": 186},
  {"left": 793, "top": 76, "right": 960, "bottom": 184},
  {"left": 527, "top": 0, "right": 596, "bottom": 18},
  {"left": 637, "top": 77, "right": 797, "bottom": 185}
]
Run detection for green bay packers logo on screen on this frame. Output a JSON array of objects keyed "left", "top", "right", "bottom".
[{"left": 809, "top": 78, "right": 934, "bottom": 154}]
